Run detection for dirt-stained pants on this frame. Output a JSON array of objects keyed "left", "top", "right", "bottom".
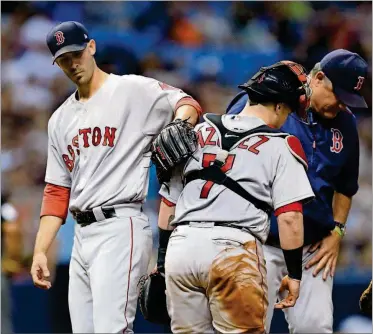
[{"left": 165, "top": 222, "right": 268, "bottom": 334}]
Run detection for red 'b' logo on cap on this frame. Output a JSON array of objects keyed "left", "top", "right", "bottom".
[
  {"left": 354, "top": 76, "right": 365, "bottom": 91},
  {"left": 54, "top": 31, "right": 65, "bottom": 46}
]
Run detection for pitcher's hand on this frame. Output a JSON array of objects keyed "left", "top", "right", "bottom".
[
  {"left": 274, "top": 275, "right": 300, "bottom": 309},
  {"left": 30, "top": 252, "right": 51, "bottom": 289}
]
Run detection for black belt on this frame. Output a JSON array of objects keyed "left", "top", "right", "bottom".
[
  {"left": 176, "top": 222, "right": 251, "bottom": 233},
  {"left": 73, "top": 207, "right": 116, "bottom": 226}
]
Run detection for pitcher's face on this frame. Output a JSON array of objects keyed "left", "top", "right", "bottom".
[{"left": 55, "top": 40, "right": 96, "bottom": 85}]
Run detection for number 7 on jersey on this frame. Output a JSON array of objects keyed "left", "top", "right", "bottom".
[
  {"left": 200, "top": 153, "right": 235, "bottom": 198},
  {"left": 199, "top": 136, "right": 270, "bottom": 198}
]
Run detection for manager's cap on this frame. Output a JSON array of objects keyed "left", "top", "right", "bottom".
[
  {"left": 320, "top": 49, "right": 368, "bottom": 108},
  {"left": 46, "top": 21, "right": 90, "bottom": 64}
]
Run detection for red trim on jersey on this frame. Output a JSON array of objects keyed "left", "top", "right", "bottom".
[
  {"left": 161, "top": 197, "right": 176, "bottom": 207},
  {"left": 40, "top": 183, "right": 70, "bottom": 220},
  {"left": 123, "top": 218, "right": 134, "bottom": 333},
  {"left": 274, "top": 201, "right": 303, "bottom": 216},
  {"left": 175, "top": 97, "right": 203, "bottom": 117}
]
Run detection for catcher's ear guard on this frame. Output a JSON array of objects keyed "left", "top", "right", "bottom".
[{"left": 137, "top": 272, "right": 171, "bottom": 325}]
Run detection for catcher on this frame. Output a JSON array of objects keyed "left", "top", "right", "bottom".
[{"left": 141, "top": 62, "right": 315, "bottom": 333}]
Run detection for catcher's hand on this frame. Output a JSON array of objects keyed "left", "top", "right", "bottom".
[
  {"left": 151, "top": 119, "right": 197, "bottom": 184},
  {"left": 360, "top": 280, "right": 372, "bottom": 316},
  {"left": 275, "top": 275, "right": 300, "bottom": 309},
  {"left": 137, "top": 271, "right": 171, "bottom": 325}
]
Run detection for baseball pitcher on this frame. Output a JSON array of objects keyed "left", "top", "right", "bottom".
[
  {"left": 151, "top": 63, "right": 315, "bottom": 333},
  {"left": 30, "top": 21, "right": 201, "bottom": 333}
]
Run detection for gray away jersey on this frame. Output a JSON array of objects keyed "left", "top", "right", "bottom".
[
  {"left": 45, "top": 74, "right": 191, "bottom": 211},
  {"left": 160, "top": 114, "right": 315, "bottom": 243}
]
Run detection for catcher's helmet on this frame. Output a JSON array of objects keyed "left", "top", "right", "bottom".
[{"left": 239, "top": 61, "right": 311, "bottom": 115}]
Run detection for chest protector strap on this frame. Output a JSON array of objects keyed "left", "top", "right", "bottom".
[{"left": 184, "top": 114, "right": 288, "bottom": 215}]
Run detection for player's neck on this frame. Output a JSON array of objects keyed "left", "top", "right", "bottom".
[
  {"left": 240, "top": 104, "right": 278, "bottom": 128},
  {"left": 77, "top": 68, "right": 109, "bottom": 102}
]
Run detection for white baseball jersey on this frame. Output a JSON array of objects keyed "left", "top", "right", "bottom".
[
  {"left": 160, "top": 113, "right": 315, "bottom": 243},
  {"left": 45, "top": 74, "right": 191, "bottom": 211}
]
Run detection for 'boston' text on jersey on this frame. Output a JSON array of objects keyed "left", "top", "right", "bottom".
[{"left": 62, "top": 126, "right": 117, "bottom": 172}]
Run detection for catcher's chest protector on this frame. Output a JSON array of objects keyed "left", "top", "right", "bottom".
[
  {"left": 204, "top": 113, "right": 288, "bottom": 151},
  {"left": 184, "top": 113, "right": 291, "bottom": 215}
]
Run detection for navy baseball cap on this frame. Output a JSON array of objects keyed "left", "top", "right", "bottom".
[
  {"left": 46, "top": 21, "right": 90, "bottom": 64},
  {"left": 320, "top": 49, "right": 368, "bottom": 108}
]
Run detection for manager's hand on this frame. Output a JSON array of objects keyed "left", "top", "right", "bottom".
[{"left": 305, "top": 230, "right": 341, "bottom": 280}]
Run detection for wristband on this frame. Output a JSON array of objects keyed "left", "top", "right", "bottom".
[
  {"left": 283, "top": 246, "right": 303, "bottom": 281},
  {"left": 334, "top": 221, "right": 346, "bottom": 238},
  {"left": 157, "top": 228, "right": 173, "bottom": 273}
]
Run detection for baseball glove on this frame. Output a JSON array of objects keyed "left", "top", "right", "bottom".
[
  {"left": 360, "top": 280, "right": 372, "bottom": 316},
  {"left": 151, "top": 119, "right": 198, "bottom": 184},
  {"left": 137, "top": 271, "right": 171, "bottom": 325}
]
